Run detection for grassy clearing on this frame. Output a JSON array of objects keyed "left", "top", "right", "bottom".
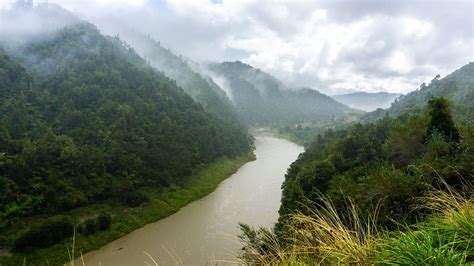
[
  {"left": 239, "top": 181, "right": 473, "bottom": 265},
  {"left": 0, "top": 152, "right": 255, "bottom": 266}
]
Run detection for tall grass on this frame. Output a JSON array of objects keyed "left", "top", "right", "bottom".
[
  {"left": 239, "top": 195, "right": 381, "bottom": 264},
  {"left": 239, "top": 181, "right": 473, "bottom": 265},
  {"left": 378, "top": 179, "right": 473, "bottom": 265}
]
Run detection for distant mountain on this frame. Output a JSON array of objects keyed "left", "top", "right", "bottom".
[
  {"left": 108, "top": 31, "right": 241, "bottom": 125},
  {"left": 363, "top": 63, "right": 474, "bottom": 122},
  {"left": 207, "top": 61, "right": 359, "bottom": 126},
  {"left": 332, "top": 92, "right": 401, "bottom": 112}
]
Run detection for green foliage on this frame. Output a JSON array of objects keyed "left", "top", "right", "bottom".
[
  {"left": 78, "top": 213, "right": 111, "bottom": 235},
  {"left": 0, "top": 19, "right": 252, "bottom": 255},
  {"left": 278, "top": 98, "right": 471, "bottom": 230},
  {"left": 363, "top": 62, "right": 474, "bottom": 123},
  {"left": 13, "top": 217, "right": 73, "bottom": 251},
  {"left": 264, "top": 96, "right": 473, "bottom": 265},
  {"left": 379, "top": 225, "right": 471, "bottom": 265},
  {"left": 239, "top": 184, "right": 473, "bottom": 265},
  {"left": 116, "top": 32, "right": 243, "bottom": 126},
  {"left": 0, "top": 153, "right": 254, "bottom": 265},
  {"left": 118, "top": 191, "right": 149, "bottom": 207},
  {"left": 426, "top": 97, "right": 461, "bottom": 144},
  {"left": 83, "top": 218, "right": 96, "bottom": 235},
  {"left": 96, "top": 213, "right": 112, "bottom": 231}
]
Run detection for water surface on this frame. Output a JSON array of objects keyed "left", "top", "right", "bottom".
[{"left": 80, "top": 132, "right": 303, "bottom": 265}]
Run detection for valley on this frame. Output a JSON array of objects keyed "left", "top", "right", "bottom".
[{"left": 0, "top": 1, "right": 472, "bottom": 265}]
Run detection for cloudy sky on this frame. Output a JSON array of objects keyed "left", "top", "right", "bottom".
[{"left": 1, "top": 0, "right": 473, "bottom": 94}]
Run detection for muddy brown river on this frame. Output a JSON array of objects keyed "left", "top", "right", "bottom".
[{"left": 79, "top": 132, "right": 303, "bottom": 265}]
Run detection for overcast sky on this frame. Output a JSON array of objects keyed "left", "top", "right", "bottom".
[{"left": 1, "top": 0, "right": 473, "bottom": 94}]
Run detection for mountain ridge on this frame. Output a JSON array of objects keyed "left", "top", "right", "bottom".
[{"left": 207, "top": 61, "right": 360, "bottom": 126}]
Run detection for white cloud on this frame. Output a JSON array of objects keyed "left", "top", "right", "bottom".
[{"left": 1, "top": 0, "right": 472, "bottom": 94}]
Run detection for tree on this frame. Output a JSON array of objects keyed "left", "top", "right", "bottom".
[{"left": 425, "top": 97, "right": 461, "bottom": 144}]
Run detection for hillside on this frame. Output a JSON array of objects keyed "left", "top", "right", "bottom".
[
  {"left": 207, "top": 61, "right": 359, "bottom": 126},
  {"left": 0, "top": 11, "right": 252, "bottom": 261},
  {"left": 364, "top": 63, "right": 474, "bottom": 122},
  {"left": 239, "top": 97, "right": 474, "bottom": 264},
  {"left": 332, "top": 92, "right": 401, "bottom": 111},
  {"left": 109, "top": 31, "right": 243, "bottom": 125}
]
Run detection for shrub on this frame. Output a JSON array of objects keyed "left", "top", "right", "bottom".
[
  {"left": 14, "top": 217, "right": 73, "bottom": 251},
  {"left": 79, "top": 213, "right": 112, "bottom": 236},
  {"left": 119, "top": 191, "right": 149, "bottom": 207},
  {"left": 84, "top": 218, "right": 96, "bottom": 235},
  {"left": 96, "top": 213, "right": 112, "bottom": 231}
]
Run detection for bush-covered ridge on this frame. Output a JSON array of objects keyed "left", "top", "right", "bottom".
[
  {"left": 278, "top": 97, "right": 472, "bottom": 224},
  {"left": 113, "top": 31, "right": 243, "bottom": 126},
  {"left": 0, "top": 21, "right": 252, "bottom": 258},
  {"left": 363, "top": 62, "right": 474, "bottom": 123},
  {"left": 0, "top": 153, "right": 254, "bottom": 265},
  {"left": 238, "top": 97, "right": 473, "bottom": 264}
]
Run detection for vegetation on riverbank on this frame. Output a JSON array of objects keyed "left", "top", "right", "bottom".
[
  {"left": 273, "top": 113, "right": 361, "bottom": 148},
  {"left": 239, "top": 96, "right": 473, "bottom": 264},
  {"left": 0, "top": 152, "right": 255, "bottom": 265},
  {"left": 239, "top": 181, "right": 473, "bottom": 264}
]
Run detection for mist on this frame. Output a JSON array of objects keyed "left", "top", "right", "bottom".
[
  {"left": 0, "top": 2, "right": 80, "bottom": 48},
  {"left": 1, "top": 0, "right": 472, "bottom": 95},
  {"left": 1, "top": 1, "right": 473, "bottom": 265}
]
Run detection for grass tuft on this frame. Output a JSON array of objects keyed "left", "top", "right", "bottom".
[{"left": 239, "top": 180, "right": 473, "bottom": 265}]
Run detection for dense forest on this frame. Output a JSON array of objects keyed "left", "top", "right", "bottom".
[
  {"left": 239, "top": 83, "right": 474, "bottom": 263},
  {"left": 208, "top": 61, "right": 359, "bottom": 126},
  {"left": 108, "top": 30, "right": 243, "bottom": 126},
  {"left": 0, "top": 10, "right": 252, "bottom": 257},
  {"left": 1, "top": 1, "right": 472, "bottom": 265},
  {"left": 278, "top": 98, "right": 472, "bottom": 223}
]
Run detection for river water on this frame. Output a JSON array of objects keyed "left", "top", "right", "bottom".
[{"left": 80, "top": 132, "right": 303, "bottom": 265}]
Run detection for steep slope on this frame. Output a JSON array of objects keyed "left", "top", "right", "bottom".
[
  {"left": 364, "top": 63, "right": 474, "bottom": 121},
  {"left": 208, "top": 61, "right": 359, "bottom": 126},
  {"left": 0, "top": 20, "right": 252, "bottom": 221},
  {"left": 263, "top": 98, "right": 473, "bottom": 264},
  {"left": 332, "top": 92, "right": 401, "bottom": 111},
  {"left": 109, "top": 31, "right": 241, "bottom": 124}
]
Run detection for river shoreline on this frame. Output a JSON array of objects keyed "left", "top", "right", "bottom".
[
  {"left": 1, "top": 152, "right": 256, "bottom": 266},
  {"left": 79, "top": 133, "right": 303, "bottom": 265}
]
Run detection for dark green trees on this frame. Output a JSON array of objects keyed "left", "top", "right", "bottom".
[
  {"left": 278, "top": 97, "right": 471, "bottom": 230},
  {"left": 13, "top": 217, "right": 73, "bottom": 251},
  {"left": 426, "top": 97, "right": 460, "bottom": 144},
  {"left": 0, "top": 23, "right": 251, "bottom": 223}
]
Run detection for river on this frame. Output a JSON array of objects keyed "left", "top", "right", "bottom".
[{"left": 80, "top": 131, "right": 303, "bottom": 265}]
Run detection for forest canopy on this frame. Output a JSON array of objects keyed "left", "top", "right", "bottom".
[{"left": 0, "top": 23, "right": 252, "bottom": 222}]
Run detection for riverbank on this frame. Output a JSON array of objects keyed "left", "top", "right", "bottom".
[
  {"left": 78, "top": 133, "right": 304, "bottom": 265},
  {"left": 0, "top": 152, "right": 256, "bottom": 266}
]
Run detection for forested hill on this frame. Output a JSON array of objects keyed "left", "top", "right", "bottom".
[
  {"left": 108, "top": 31, "right": 241, "bottom": 125},
  {"left": 364, "top": 62, "right": 474, "bottom": 122},
  {"left": 208, "top": 61, "right": 359, "bottom": 126},
  {"left": 332, "top": 92, "right": 401, "bottom": 111},
  {"left": 0, "top": 20, "right": 252, "bottom": 222},
  {"left": 240, "top": 96, "right": 473, "bottom": 264}
]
